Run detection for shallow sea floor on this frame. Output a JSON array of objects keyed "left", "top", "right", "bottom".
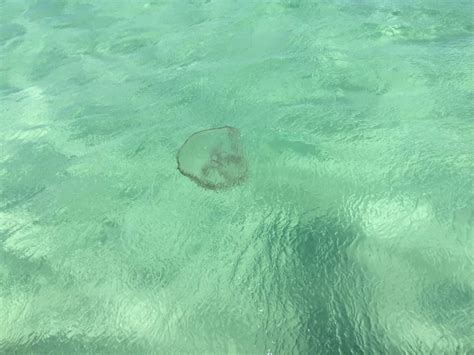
[{"left": 1, "top": 0, "right": 473, "bottom": 353}]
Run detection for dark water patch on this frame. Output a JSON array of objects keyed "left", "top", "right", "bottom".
[
  {"left": 0, "top": 23, "right": 26, "bottom": 44},
  {"left": 420, "top": 279, "right": 473, "bottom": 336},
  {"left": 0, "top": 143, "right": 70, "bottom": 210},
  {"left": 24, "top": 0, "right": 67, "bottom": 21},
  {"left": 0, "top": 334, "right": 148, "bottom": 355},
  {"left": 29, "top": 47, "right": 73, "bottom": 81}
]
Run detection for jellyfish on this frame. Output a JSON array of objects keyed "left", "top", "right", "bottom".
[{"left": 176, "top": 126, "right": 247, "bottom": 190}]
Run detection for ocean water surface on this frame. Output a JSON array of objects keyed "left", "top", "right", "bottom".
[{"left": 1, "top": 0, "right": 473, "bottom": 353}]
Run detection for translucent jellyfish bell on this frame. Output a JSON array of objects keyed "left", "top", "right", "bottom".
[{"left": 177, "top": 126, "right": 247, "bottom": 190}]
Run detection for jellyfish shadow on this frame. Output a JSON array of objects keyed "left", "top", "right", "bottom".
[{"left": 176, "top": 126, "right": 248, "bottom": 190}]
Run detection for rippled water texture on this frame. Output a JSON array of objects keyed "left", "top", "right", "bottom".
[{"left": 1, "top": 0, "right": 473, "bottom": 353}]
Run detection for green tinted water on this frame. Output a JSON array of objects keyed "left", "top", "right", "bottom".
[{"left": 1, "top": 0, "right": 473, "bottom": 353}]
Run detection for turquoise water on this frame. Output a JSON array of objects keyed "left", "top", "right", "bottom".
[{"left": 1, "top": 0, "right": 473, "bottom": 353}]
